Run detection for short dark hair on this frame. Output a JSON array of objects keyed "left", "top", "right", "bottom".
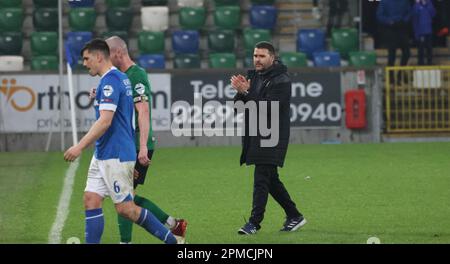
[
  {"left": 80, "top": 38, "right": 110, "bottom": 58},
  {"left": 255, "top": 41, "right": 275, "bottom": 56}
]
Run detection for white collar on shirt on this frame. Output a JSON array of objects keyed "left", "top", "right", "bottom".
[{"left": 100, "top": 66, "right": 118, "bottom": 79}]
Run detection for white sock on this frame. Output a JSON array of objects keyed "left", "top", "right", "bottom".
[{"left": 166, "top": 216, "right": 176, "bottom": 229}]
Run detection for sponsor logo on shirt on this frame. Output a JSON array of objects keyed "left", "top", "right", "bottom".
[
  {"left": 103, "top": 85, "right": 114, "bottom": 97},
  {"left": 135, "top": 83, "right": 146, "bottom": 95}
]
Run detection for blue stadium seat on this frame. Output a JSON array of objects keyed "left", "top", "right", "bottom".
[
  {"left": 68, "top": 0, "right": 95, "bottom": 8},
  {"left": 137, "top": 54, "right": 165, "bottom": 69},
  {"left": 297, "top": 29, "right": 325, "bottom": 59},
  {"left": 249, "top": 5, "right": 277, "bottom": 29},
  {"left": 172, "top": 30, "right": 199, "bottom": 54},
  {"left": 66, "top": 31, "right": 92, "bottom": 59},
  {"left": 313, "top": 51, "right": 341, "bottom": 67}
]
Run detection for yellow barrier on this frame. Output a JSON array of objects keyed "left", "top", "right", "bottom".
[{"left": 385, "top": 66, "right": 450, "bottom": 133}]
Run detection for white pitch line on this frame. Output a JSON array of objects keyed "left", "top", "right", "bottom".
[{"left": 48, "top": 159, "right": 80, "bottom": 244}]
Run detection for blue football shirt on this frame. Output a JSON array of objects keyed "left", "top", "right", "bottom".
[{"left": 93, "top": 67, "right": 136, "bottom": 162}]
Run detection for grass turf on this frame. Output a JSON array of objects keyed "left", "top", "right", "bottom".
[{"left": 1, "top": 142, "right": 450, "bottom": 244}]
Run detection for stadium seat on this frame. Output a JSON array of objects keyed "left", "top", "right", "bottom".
[
  {"left": 349, "top": 51, "right": 377, "bottom": 67},
  {"left": 31, "top": 55, "right": 58, "bottom": 71},
  {"left": 66, "top": 31, "right": 93, "bottom": 58},
  {"left": 280, "top": 52, "right": 307, "bottom": 68},
  {"left": 33, "top": 8, "right": 58, "bottom": 31},
  {"left": 106, "top": 8, "right": 132, "bottom": 31},
  {"left": 69, "top": 8, "right": 96, "bottom": 32},
  {"left": 141, "top": 6, "right": 169, "bottom": 32},
  {"left": 249, "top": 5, "right": 277, "bottom": 29},
  {"left": 0, "top": 0, "right": 22, "bottom": 8},
  {"left": 68, "top": 0, "right": 95, "bottom": 8},
  {"left": 0, "top": 32, "right": 22, "bottom": 55},
  {"left": 137, "top": 54, "right": 165, "bottom": 69},
  {"left": 331, "top": 28, "right": 358, "bottom": 59},
  {"left": 179, "top": 7, "right": 206, "bottom": 30},
  {"left": 209, "top": 53, "right": 236, "bottom": 69},
  {"left": 172, "top": 30, "right": 199, "bottom": 54},
  {"left": 141, "top": 0, "right": 168, "bottom": 6},
  {"left": 243, "top": 28, "right": 271, "bottom": 52},
  {"left": 313, "top": 51, "right": 341, "bottom": 67},
  {"left": 102, "top": 31, "right": 129, "bottom": 44},
  {"left": 251, "top": 0, "right": 275, "bottom": 4},
  {"left": 0, "top": 8, "right": 23, "bottom": 32},
  {"left": 138, "top": 31, "right": 165, "bottom": 54},
  {"left": 214, "top": 6, "right": 241, "bottom": 30},
  {"left": 106, "top": 0, "right": 131, "bottom": 7},
  {"left": 33, "top": 0, "right": 58, "bottom": 7},
  {"left": 174, "top": 54, "right": 201, "bottom": 69},
  {"left": 31, "top": 31, "right": 58, "bottom": 56},
  {"left": 208, "top": 30, "right": 234, "bottom": 53},
  {"left": 213, "top": 0, "right": 239, "bottom": 6},
  {"left": 0, "top": 55, "right": 23, "bottom": 71},
  {"left": 297, "top": 29, "right": 325, "bottom": 59},
  {"left": 177, "top": 0, "right": 204, "bottom": 7}
]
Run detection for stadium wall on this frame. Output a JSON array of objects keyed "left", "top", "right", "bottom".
[{"left": 0, "top": 68, "right": 383, "bottom": 151}]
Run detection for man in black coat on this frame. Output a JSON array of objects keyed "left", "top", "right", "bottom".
[{"left": 230, "top": 41, "right": 306, "bottom": 235}]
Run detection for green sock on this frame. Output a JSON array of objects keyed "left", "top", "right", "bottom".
[
  {"left": 118, "top": 214, "right": 133, "bottom": 243},
  {"left": 134, "top": 194, "right": 169, "bottom": 224}
]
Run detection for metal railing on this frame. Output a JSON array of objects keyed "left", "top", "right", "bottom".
[{"left": 385, "top": 66, "right": 450, "bottom": 133}]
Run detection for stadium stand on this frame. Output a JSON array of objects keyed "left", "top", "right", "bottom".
[
  {"left": 68, "top": 0, "right": 95, "bottom": 8},
  {"left": 102, "top": 31, "right": 129, "bottom": 44},
  {"left": 105, "top": 0, "right": 131, "bottom": 8},
  {"left": 138, "top": 31, "right": 165, "bottom": 54},
  {"left": 280, "top": 52, "right": 307, "bottom": 67},
  {"left": 208, "top": 30, "right": 235, "bottom": 53},
  {"left": 0, "top": 32, "right": 23, "bottom": 55},
  {"left": 106, "top": 7, "right": 133, "bottom": 31},
  {"left": 297, "top": 29, "right": 326, "bottom": 59},
  {"left": 243, "top": 28, "right": 272, "bottom": 53},
  {"left": 313, "top": 51, "right": 341, "bottom": 67},
  {"left": 0, "top": 8, "right": 24, "bottom": 32},
  {"left": 209, "top": 53, "right": 237, "bottom": 68},
  {"left": 174, "top": 53, "right": 201, "bottom": 69},
  {"left": 137, "top": 54, "right": 166, "bottom": 69},
  {"left": 31, "top": 55, "right": 58, "bottom": 71},
  {"left": 331, "top": 28, "right": 358, "bottom": 60},
  {"left": 33, "top": 0, "right": 58, "bottom": 8},
  {"left": 177, "top": 0, "right": 204, "bottom": 8},
  {"left": 214, "top": 5, "right": 241, "bottom": 30},
  {"left": 9, "top": 0, "right": 448, "bottom": 71},
  {"left": 349, "top": 51, "right": 377, "bottom": 67},
  {"left": 0, "top": 55, "right": 23, "bottom": 71},
  {"left": 141, "top": 6, "right": 169, "bottom": 32},
  {"left": 68, "top": 7, "right": 97, "bottom": 32},
  {"left": 213, "top": 0, "right": 239, "bottom": 6},
  {"left": 0, "top": 0, "right": 22, "bottom": 8},
  {"left": 178, "top": 7, "right": 206, "bottom": 30},
  {"left": 172, "top": 30, "right": 200, "bottom": 54},
  {"left": 31, "top": 31, "right": 58, "bottom": 56},
  {"left": 251, "top": 0, "right": 275, "bottom": 4},
  {"left": 249, "top": 5, "right": 277, "bottom": 30},
  {"left": 141, "top": 0, "right": 168, "bottom": 6}
]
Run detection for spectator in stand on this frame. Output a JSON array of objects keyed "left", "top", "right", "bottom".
[
  {"left": 377, "top": 0, "right": 412, "bottom": 68},
  {"left": 326, "top": 0, "right": 349, "bottom": 37},
  {"left": 413, "top": 0, "right": 436, "bottom": 65}
]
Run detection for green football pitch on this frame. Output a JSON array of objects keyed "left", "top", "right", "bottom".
[{"left": 1, "top": 142, "right": 450, "bottom": 244}]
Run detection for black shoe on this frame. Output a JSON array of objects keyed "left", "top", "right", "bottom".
[
  {"left": 280, "top": 216, "right": 307, "bottom": 232},
  {"left": 238, "top": 222, "right": 258, "bottom": 235}
]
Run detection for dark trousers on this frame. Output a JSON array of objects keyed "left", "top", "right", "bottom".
[
  {"left": 385, "top": 23, "right": 411, "bottom": 66},
  {"left": 417, "top": 34, "right": 433, "bottom": 65},
  {"left": 249, "top": 164, "right": 301, "bottom": 228}
]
